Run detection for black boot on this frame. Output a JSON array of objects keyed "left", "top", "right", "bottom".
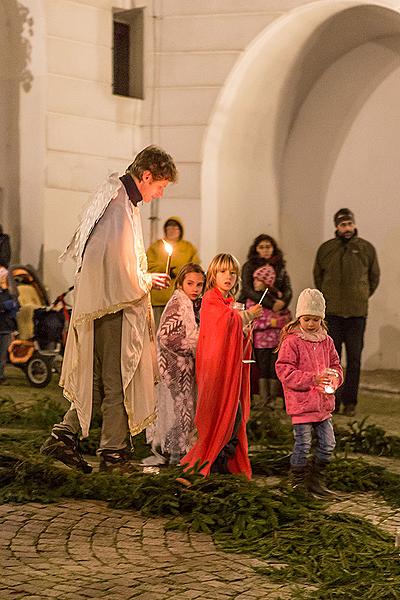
[
  {"left": 308, "top": 458, "right": 337, "bottom": 497},
  {"left": 289, "top": 465, "right": 309, "bottom": 494}
]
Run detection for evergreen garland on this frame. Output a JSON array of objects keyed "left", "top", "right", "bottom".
[{"left": 1, "top": 398, "right": 400, "bottom": 597}]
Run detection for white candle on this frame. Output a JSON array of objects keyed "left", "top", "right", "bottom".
[
  {"left": 163, "top": 240, "right": 173, "bottom": 274},
  {"left": 259, "top": 287, "right": 269, "bottom": 304}
]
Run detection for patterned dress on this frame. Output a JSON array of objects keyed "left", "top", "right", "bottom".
[{"left": 146, "top": 289, "right": 199, "bottom": 461}]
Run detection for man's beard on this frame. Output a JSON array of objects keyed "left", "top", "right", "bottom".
[{"left": 339, "top": 231, "right": 355, "bottom": 240}]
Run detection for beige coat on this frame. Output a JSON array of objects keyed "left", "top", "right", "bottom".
[{"left": 60, "top": 175, "right": 157, "bottom": 438}]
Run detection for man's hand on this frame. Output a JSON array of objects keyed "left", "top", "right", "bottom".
[{"left": 151, "top": 273, "right": 171, "bottom": 290}]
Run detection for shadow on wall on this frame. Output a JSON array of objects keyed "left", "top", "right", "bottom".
[
  {"left": 364, "top": 325, "right": 400, "bottom": 370},
  {"left": 275, "top": 5, "right": 400, "bottom": 292}
]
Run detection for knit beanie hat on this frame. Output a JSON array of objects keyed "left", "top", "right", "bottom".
[
  {"left": 295, "top": 288, "right": 325, "bottom": 319},
  {"left": 334, "top": 208, "right": 355, "bottom": 227},
  {"left": 253, "top": 265, "right": 276, "bottom": 287}
]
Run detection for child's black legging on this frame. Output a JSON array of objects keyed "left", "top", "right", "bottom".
[{"left": 211, "top": 404, "right": 242, "bottom": 474}]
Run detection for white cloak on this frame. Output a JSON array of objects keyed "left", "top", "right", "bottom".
[{"left": 59, "top": 174, "right": 157, "bottom": 438}]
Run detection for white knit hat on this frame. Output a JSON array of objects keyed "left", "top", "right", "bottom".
[{"left": 295, "top": 288, "right": 325, "bottom": 319}]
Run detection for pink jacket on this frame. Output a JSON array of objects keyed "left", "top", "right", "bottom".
[{"left": 275, "top": 331, "right": 343, "bottom": 424}]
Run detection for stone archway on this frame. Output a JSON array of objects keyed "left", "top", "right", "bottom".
[{"left": 201, "top": 0, "right": 400, "bottom": 368}]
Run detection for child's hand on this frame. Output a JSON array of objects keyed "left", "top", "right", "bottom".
[
  {"left": 272, "top": 299, "right": 285, "bottom": 312},
  {"left": 314, "top": 372, "right": 332, "bottom": 392},
  {"left": 253, "top": 280, "right": 266, "bottom": 292},
  {"left": 248, "top": 303, "right": 263, "bottom": 320}
]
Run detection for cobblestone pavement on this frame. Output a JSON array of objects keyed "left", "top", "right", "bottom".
[
  {"left": 0, "top": 499, "right": 295, "bottom": 600},
  {"left": 1, "top": 490, "right": 399, "bottom": 600}
]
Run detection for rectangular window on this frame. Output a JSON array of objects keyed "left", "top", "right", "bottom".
[{"left": 113, "top": 8, "right": 144, "bottom": 99}]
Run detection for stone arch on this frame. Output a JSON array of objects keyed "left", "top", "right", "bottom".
[{"left": 201, "top": 0, "right": 400, "bottom": 368}]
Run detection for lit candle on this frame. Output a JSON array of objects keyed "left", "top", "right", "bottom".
[{"left": 163, "top": 240, "right": 173, "bottom": 274}]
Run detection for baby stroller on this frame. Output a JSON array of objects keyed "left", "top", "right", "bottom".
[{"left": 8, "top": 265, "right": 72, "bottom": 387}]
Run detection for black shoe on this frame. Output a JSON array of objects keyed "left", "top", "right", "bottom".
[
  {"left": 40, "top": 432, "right": 93, "bottom": 474},
  {"left": 99, "top": 448, "right": 139, "bottom": 474},
  {"left": 342, "top": 404, "right": 356, "bottom": 417},
  {"left": 308, "top": 477, "right": 337, "bottom": 497}
]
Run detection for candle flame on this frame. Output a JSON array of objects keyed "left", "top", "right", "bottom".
[{"left": 163, "top": 240, "right": 173, "bottom": 256}]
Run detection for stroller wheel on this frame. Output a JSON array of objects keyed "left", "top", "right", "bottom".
[{"left": 24, "top": 354, "right": 53, "bottom": 388}]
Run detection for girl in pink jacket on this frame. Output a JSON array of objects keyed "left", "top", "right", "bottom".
[{"left": 275, "top": 288, "right": 343, "bottom": 496}]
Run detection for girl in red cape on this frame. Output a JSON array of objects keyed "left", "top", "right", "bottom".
[{"left": 181, "top": 254, "right": 262, "bottom": 479}]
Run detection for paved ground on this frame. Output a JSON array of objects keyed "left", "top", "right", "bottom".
[
  {"left": 0, "top": 499, "right": 296, "bottom": 600},
  {"left": 1, "top": 486, "right": 400, "bottom": 600},
  {"left": 360, "top": 369, "right": 400, "bottom": 394}
]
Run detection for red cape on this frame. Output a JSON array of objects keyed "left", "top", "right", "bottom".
[{"left": 182, "top": 287, "right": 252, "bottom": 479}]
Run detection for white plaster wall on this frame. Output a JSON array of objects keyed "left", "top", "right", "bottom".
[
  {"left": 27, "top": 0, "right": 307, "bottom": 296},
  {"left": 282, "top": 37, "right": 400, "bottom": 370},
  {"left": 41, "top": 0, "right": 147, "bottom": 295},
  {"left": 19, "top": 0, "right": 46, "bottom": 271},
  {"left": 139, "top": 0, "right": 306, "bottom": 263},
  {"left": 324, "top": 44, "right": 400, "bottom": 369},
  {"left": 199, "top": 1, "right": 400, "bottom": 368},
  {"left": 20, "top": 0, "right": 400, "bottom": 369}
]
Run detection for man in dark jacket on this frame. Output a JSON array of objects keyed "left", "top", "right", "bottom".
[{"left": 313, "top": 208, "right": 380, "bottom": 416}]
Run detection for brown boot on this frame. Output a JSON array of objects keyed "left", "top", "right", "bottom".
[
  {"left": 308, "top": 458, "right": 337, "bottom": 497},
  {"left": 40, "top": 432, "right": 93, "bottom": 474},
  {"left": 99, "top": 448, "right": 139, "bottom": 474}
]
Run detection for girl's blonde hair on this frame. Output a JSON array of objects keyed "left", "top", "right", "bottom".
[
  {"left": 276, "top": 317, "right": 328, "bottom": 352},
  {"left": 174, "top": 262, "right": 205, "bottom": 291},
  {"left": 205, "top": 253, "right": 241, "bottom": 297}
]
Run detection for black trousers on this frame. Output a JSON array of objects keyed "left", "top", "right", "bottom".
[
  {"left": 326, "top": 315, "right": 366, "bottom": 407},
  {"left": 254, "top": 347, "right": 278, "bottom": 379}
]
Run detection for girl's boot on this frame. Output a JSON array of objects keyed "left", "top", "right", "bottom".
[
  {"left": 308, "top": 458, "right": 337, "bottom": 497},
  {"left": 289, "top": 465, "right": 309, "bottom": 494}
]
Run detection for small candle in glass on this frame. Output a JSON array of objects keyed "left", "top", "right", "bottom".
[{"left": 323, "top": 368, "right": 339, "bottom": 394}]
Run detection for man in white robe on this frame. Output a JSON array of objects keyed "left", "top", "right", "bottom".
[{"left": 41, "top": 146, "right": 177, "bottom": 473}]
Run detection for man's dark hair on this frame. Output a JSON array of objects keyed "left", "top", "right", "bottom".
[{"left": 127, "top": 145, "right": 177, "bottom": 183}]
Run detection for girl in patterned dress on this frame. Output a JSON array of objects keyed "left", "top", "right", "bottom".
[{"left": 142, "top": 263, "right": 205, "bottom": 466}]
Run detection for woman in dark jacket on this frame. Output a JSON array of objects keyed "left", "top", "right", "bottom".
[{"left": 239, "top": 234, "right": 292, "bottom": 406}]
